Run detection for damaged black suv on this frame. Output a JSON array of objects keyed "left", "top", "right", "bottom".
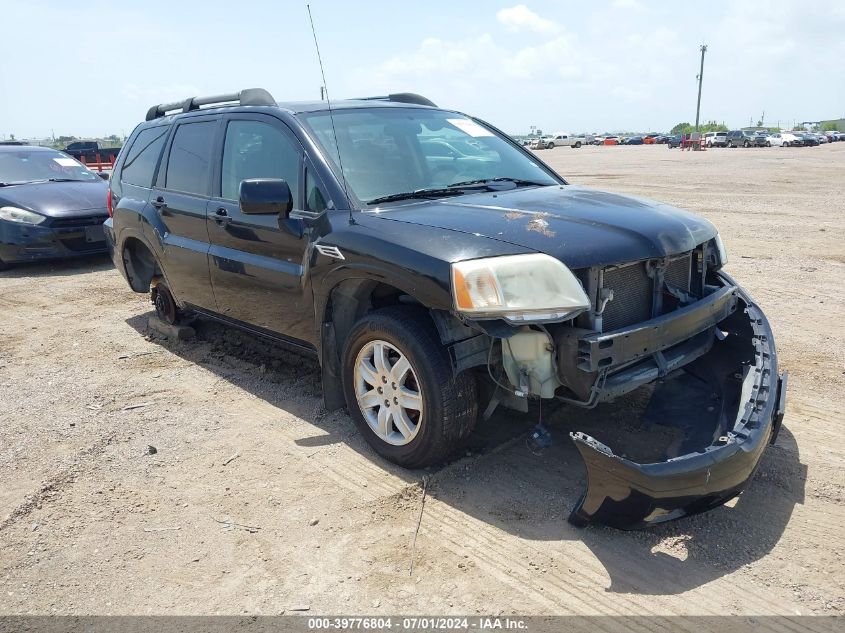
[{"left": 105, "top": 88, "right": 786, "bottom": 529}]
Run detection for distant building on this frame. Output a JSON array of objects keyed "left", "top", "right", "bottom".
[{"left": 820, "top": 118, "right": 845, "bottom": 132}]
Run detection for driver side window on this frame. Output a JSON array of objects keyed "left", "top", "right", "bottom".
[{"left": 221, "top": 120, "right": 301, "bottom": 205}]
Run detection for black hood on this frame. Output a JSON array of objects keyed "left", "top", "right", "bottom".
[
  {"left": 368, "top": 185, "right": 717, "bottom": 268},
  {"left": 0, "top": 180, "right": 108, "bottom": 217}
]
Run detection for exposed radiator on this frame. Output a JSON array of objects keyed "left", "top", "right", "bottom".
[
  {"left": 601, "top": 262, "right": 652, "bottom": 331},
  {"left": 665, "top": 253, "right": 692, "bottom": 291},
  {"left": 600, "top": 253, "right": 694, "bottom": 332}
]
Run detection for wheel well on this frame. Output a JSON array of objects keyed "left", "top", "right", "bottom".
[
  {"left": 320, "top": 280, "right": 430, "bottom": 411},
  {"left": 121, "top": 237, "right": 161, "bottom": 293},
  {"left": 325, "top": 280, "right": 427, "bottom": 354}
]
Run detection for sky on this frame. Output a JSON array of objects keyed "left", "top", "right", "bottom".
[{"left": 1, "top": 0, "right": 843, "bottom": 139}]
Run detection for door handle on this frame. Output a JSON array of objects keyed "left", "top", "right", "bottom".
[
  {"left": 213, "top": 207, "right": 230, "bottom": 226},
  {"left": 151, "top": 196, "right": 166, "bottom": 210}
]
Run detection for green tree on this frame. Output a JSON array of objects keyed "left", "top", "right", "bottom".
[
  {"left": 822, "top": 121, "right": 839, "bottom": 132},
  {"left": 670, "top": 120, "right": 729, "bottom": 135}
]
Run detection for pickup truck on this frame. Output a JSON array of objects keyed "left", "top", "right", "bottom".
[
  {"left": 549, "top": 134, "right": 591, "bottom": 148},
  {"left": 63, "top": 141, "right": 121, "bottom": 165}
]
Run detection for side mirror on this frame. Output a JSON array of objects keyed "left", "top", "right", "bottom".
[
  {"left": 98, "top": 171, "right": 110, "bottom": 181},
  {"left": 239, "top": 178, "right": 293, "bottom": 216}
]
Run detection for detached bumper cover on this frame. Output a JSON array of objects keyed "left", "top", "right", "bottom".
[{"left": 568, "top": 273, "right": 786, "bottom": 529}]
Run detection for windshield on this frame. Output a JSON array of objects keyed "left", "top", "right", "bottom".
[
  {"left": 299, "top": 107, "right": 559, "bottom": 204},
  {"left": 0, "top": 149, "right": 99, "bottom": 185}
]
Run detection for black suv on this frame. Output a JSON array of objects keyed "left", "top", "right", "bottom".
[
  {"left": 726, "top": 130, "right": 767, "bottom": 148},
  {"left": 105, "top": 88, "right": 786, "bottom": 529}
]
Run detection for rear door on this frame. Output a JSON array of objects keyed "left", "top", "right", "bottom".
[
  {"left": 206, "top": 114, "right": 311, "bottom": 338},
  {"left": 150, "top": 116, "right": 220, "bottom": 310}
]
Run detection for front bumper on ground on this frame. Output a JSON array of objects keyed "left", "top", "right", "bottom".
[
  {"left": 0, "top": 217, "right": 108, "bottom": 264},
  {"left": 567, "top": 273, "right": 786, "bottom": 529}
]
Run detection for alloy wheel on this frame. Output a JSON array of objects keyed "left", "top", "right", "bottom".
[{"left": 353, "top": 340, "right": 423, "bottom": 446}]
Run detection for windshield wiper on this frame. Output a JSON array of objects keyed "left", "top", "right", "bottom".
[
  {"left": 368, "top": 188, "right": 467, "bottom": 205},
  {"left": 447, "top": 177, "right": 553, "bottom": 189},
  {"left": 0, "top": 178, "right": 79, "bottom": 186}
]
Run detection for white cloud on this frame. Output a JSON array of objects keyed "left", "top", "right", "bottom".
[
  {"left": 611, "top": 0, "right": 645, "bottom": 11},
  {"left": 350, "top": 29, "right": 585, "bottom": 90},
  {"left": 375, "top": 35, "right": 498, "bottom": 77},
  {"left": 504, "top": 36, "right": 583, "bottom": 80},
  {"left": 496, "top": 4, "right": 559, "bottom": 34}
]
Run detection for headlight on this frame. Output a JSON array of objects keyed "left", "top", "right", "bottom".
[
  {"left": 714, "top": 233, "right": 728, "bottom": 267},
  {"left": 0, "top": 206, "right": 46, "bottom": 225},
  {"left": 451, "top": 253, "right": 590, "bottom": 322}
]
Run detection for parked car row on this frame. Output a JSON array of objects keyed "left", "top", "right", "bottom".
[
  {"left": 661, "top": 130, "right": 841, "bottom": 149},
  {"left": 719, "top": 130, "right": 841, "bottom": 148},
  {"left": 520, "top": 129, "right": 843, "bottom": 150}
]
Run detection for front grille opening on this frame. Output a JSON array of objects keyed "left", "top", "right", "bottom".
[
  {"left": 50, "top": 215, "right": 107, "bottom": 228},
  {"left": 665, "top": 254, "right": 692, "bottom": 291},
  {"left": 600, "top": 252, "right": 696, "bottom": 332},
  {"left": 601, "top": 262, "right": 652, "bottom": 331}
]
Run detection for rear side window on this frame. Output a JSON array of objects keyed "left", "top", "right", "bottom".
[
  {"left": 165, "top": 121, "right": 216, "bottom": 195},
  {"left": 221, "top": 120, "right": 301, "bottom": 203},
  {"left": 120, "top": 127, "right": 168, "bottom": 187}
]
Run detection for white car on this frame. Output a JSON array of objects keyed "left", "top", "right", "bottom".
[
  {"left": 767, "top": 132, "right": 803, "bottom": 147},
  {"left": 549, "top": 133, "right": 591, "bottom": 148},
  {"left": 704, "top": 132, "right": 727, "bottom": 147}
]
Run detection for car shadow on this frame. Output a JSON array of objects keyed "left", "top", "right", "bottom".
[
  {"left": 0, "top": 253, "right": 112, "bottom": 278},
  {"left": 125, "top": 312, "right": 805, "bottom": 597}
]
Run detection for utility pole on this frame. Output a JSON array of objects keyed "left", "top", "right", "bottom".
[{"left": 694, "top": 44, "right": 707, "bottom": 132}]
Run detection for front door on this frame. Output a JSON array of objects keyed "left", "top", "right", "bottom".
[{"left": 207, "top": 115, "right": 309, "bottom": 337}]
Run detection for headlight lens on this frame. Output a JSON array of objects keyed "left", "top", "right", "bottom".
[
  {"left": 714, "top": 233, "right": 728, "bottom": 266},
  {"left": 0, "top": 206, "right": 46, "bottom": 225},
  {"left": 451, "top": 253, "right": 590, "bottom": 322}
]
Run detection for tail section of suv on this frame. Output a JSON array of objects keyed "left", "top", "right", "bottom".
[
  {"left": 703, "top": 131, "right": 727, "bottom": 147},
  {"left": 105, "top": 88, "right": 785, "bottom": 530}
]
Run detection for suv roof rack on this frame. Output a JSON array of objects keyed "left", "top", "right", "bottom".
[
  {"left": 354, "top": 93, "right": 437, "bottom": 107},
  {"left": 145, "top": 88, "right": 276, "bottom": 121}
]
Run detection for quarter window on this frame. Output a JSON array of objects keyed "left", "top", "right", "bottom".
[
  {"left": 120, "top": 127, "right": 168, "bottom": 187},
  {"left": 165, "top": 121, "right": 216, "bottom": 195},
  {"left": 305, "top": 168, "right": 327, "bottom": 213},
  {"left": 221, "top": 120, "right": 301, "bottom": 203}
]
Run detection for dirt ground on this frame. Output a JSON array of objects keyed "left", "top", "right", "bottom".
[{"left": 1, "top": 143, "right": 843, "bottom": 618}]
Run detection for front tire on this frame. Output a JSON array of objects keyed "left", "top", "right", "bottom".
[
  {"left": 743, "top": 140, "right": 750, "bottom": 148},
  {"left": 574, "top": 141, "right": 581, "bottom": 148},
  {"left": 341, "top": 307, "right": 477, "bottom": 468},
  {"left": 766, "top": 141, "right": 771, "bottom": 147}
]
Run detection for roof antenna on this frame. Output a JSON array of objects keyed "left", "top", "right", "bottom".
[{"left": 306, "top": 4, "right": 353, "bottom": 220}]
